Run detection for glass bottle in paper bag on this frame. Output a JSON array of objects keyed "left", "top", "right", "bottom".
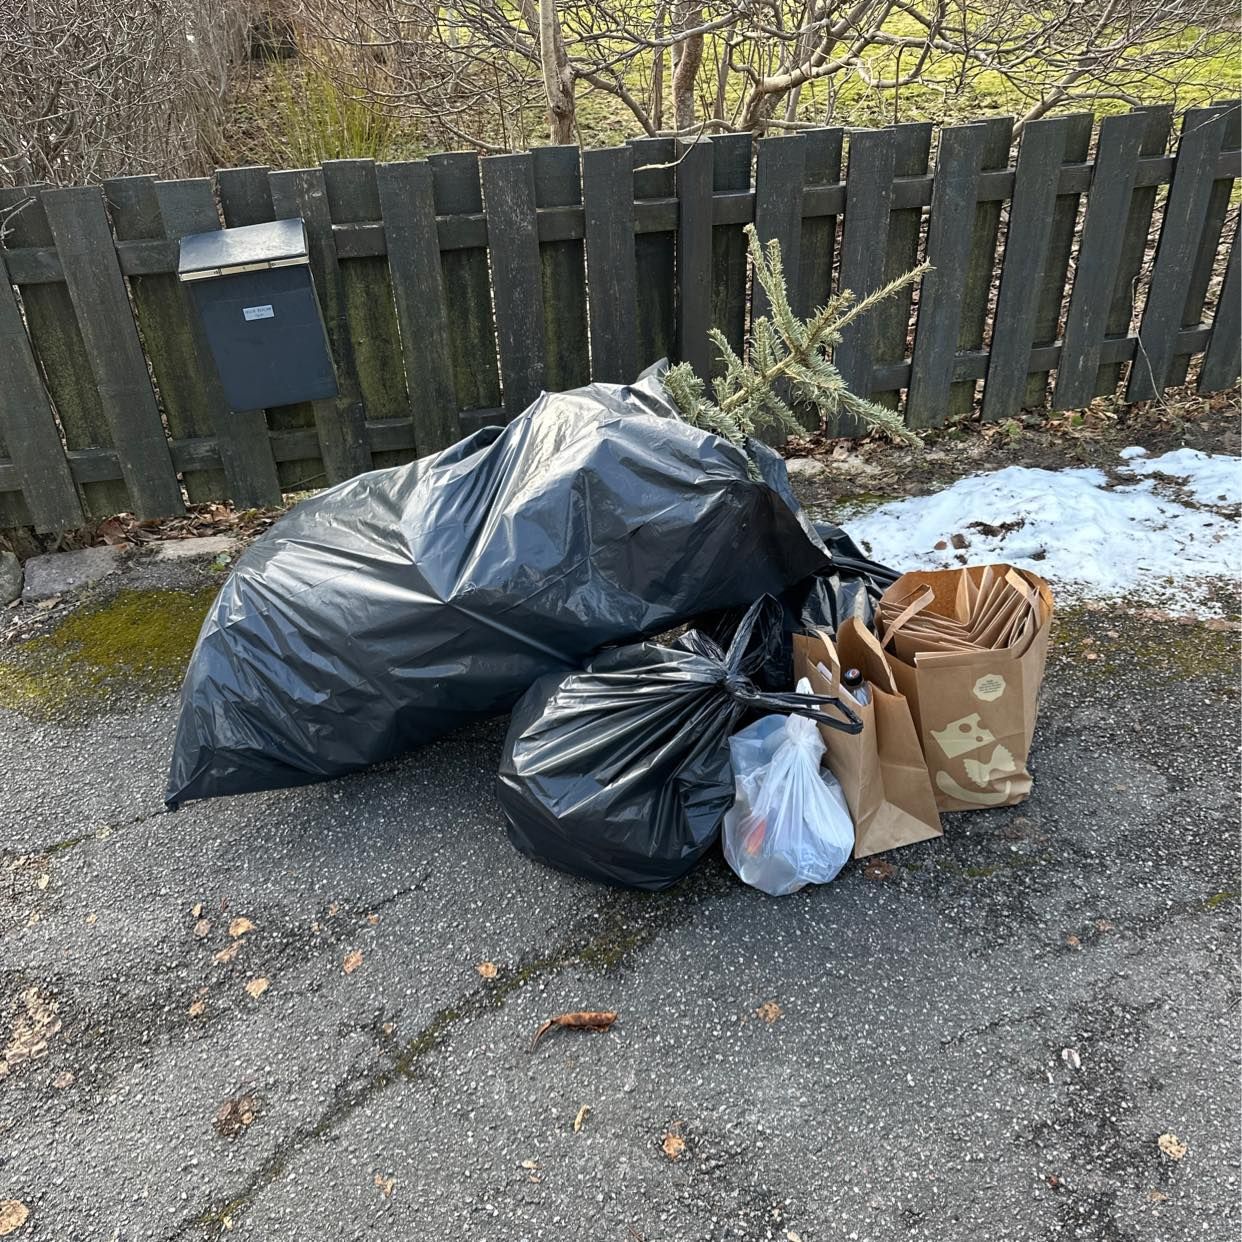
[{"left": 877, "top": 565, "right": 1054, "bottom": 812}]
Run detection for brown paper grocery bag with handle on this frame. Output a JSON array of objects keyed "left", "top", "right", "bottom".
[
  {"left": 793, "top": 620, "right": 941, "bottom": 858},
  {"left": 879, "top": 565, "right": 1054, "bottom": 812}
]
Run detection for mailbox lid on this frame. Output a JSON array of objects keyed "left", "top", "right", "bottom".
[{"left": 178, "top": 218, "right": 309, "bottom": 282}]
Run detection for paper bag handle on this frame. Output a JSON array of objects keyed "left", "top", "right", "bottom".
[{"left": 878, "top": 585, "right": 936, "bottom": 649}]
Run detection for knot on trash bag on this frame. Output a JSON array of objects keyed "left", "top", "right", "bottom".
[{"left": 723, "top": 671, "right": 863, "bottom": 735}]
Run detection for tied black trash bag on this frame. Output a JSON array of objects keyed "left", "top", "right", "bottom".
[
  {"left": 497, "top": 598, "right": 862, "bottom": 891},
  {"left": 701, "top": 521, "right": 898, "bottom": 691},
  {"left": 166, "top": 373, "right": 832, "bottom": 806}
]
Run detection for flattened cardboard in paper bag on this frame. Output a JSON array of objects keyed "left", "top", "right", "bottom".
[
  {"left": 879, "top": 565, "right": 1053, "bottom": 812},
  {"left": 793, "top": 621, "right": 941, "bottom": 858}
]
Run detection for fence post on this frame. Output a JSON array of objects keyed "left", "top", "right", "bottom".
[
  {"left": 582, "top": 146, "right": 638, "bottom": 383},
  {"left": 676, "top": 137, "right": 714, "bottom": 378}
]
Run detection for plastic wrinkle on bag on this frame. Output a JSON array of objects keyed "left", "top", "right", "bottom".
[
  {"left": 166, "top": 372, "right": 834, "bottom": 806},
  {"left": 722, "top": 678, "right": 855, "bottom": 897},
  {"left": 497, "top": 598, "right": 861, "bottom": 892}
]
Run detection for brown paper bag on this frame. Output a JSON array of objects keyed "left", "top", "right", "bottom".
[
  {"left": 879, "top": 565, "right": 1054, "bottom": 812},
  {"left": 793, "top": 620, "right": 942, "bottom": 858}
]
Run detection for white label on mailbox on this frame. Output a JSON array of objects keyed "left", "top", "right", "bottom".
[{"left": 243, "top": 304, "right": 275, "bottom": 321}]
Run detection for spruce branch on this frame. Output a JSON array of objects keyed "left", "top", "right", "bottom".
[{"left": 664, "top": 223, "right": 930, "bottom": 448}]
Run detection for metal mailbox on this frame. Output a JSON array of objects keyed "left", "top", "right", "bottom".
[{"left": 178, "top": 218, "right": 338, "bottom": 411}]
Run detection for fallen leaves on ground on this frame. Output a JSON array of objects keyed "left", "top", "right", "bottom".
[
  {"left": 228, "top": 917, "right": 256, "bottom": 939},
  {"left": 366, "top": 913, "right": 379, "bottom": 926},
  {"left": 51, "top": 1070, "right": 74, "bottom": 1090},
  {"left": 1061, "top": 1048, "right": 1082, "bottom": 1071},
  {"left": 530, "top": 1010, "right": 618, "bottom": 1052},
  {"left": 188, "top": 999, "right": 207, "bottom": 1019},
  {"left": 35, "top": 875, "right": 48, "bottom": 891},
  {"left": 1065, "top": 934, "right": 1081, "bottom": 948},
  {"left": 84, "top": 913, "right": 96, "bottom": 925},
  {"left": 0, "top": 1201, "right": 28, "bottom": 1236},
  {"left": 573, "top": 1104, "right": 590, "bottom": 1132},
  {"left": 1157, "top": 1133, "right": 1187, "bottom": 1161},
  {"left": 755, "top": 1001, "right": 782, "bottom": 1024},
  {"left": 342, "top": 949, "right": 364, "bottom": 975},
  {"left": 1, "top": 987, "right": 61, "bottom": 1078},
  {"left": 244, "top": 977, "right": 269, "bottom": 1000},
  {"left": 1148, "top": 1189, "right": 1169, "bottom": 1203},
  {"left": 213, "top": 942, "right": 242, "bottom": 965},
  {"left": 191, "top": 902, "right": 203, "bottom": 918},
  {"left": 1095, "top": 919, "right": 1116, "bottom": 933},
  {"left": 214, "top": 1093, "right": 259, "bottom": 1138},
  {"left": 661, "top": 1129, "right": 686, "bottom": 1161},
  {"left": 475, "top": 962, "right": 498, "bottom": 980},
  {"left": 863, "top": 859, "right": 896, "bottom": 882},
  {"left": 327, "top": 902, "right": 341, "bottom": 918},
  {"left": 373, "top": 1173, "right": 396, "bottom": 1198},
  {"left": 193, "top": 918, "right": 213, "bottom": 940}
]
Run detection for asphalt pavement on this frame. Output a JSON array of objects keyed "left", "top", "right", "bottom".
[{"left": 0, "top": 548, "right": 1237, "bottom": 1242}]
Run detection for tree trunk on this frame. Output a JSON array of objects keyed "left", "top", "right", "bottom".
[
  {"left": 538, "top": 0, "right": 575, "bottom": 144},
  {"left": 671, "top": 6, "right": 704, "bottom": 130}
]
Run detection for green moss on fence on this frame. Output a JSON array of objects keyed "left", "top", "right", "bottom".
[{"left": 0, "top": 586, "right": 216, "bottom": 720}]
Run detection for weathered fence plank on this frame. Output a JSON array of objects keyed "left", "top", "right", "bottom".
[
  {"left": 323, "top": 158, "right": 411, "bottom": 468},
  {"left": 869, "top": 122, "right": 933, "bottom": 419},
  {"left": 270, "top": 167, "right": 371, "bottom": 484},
  {"left": 1197, "top": 218, "right": 1240, "bottom": 393},
  {"left": 1053, "top": 111, "right": 1150, "bottom": 409},
  {"left": 677, "top": 137, "right": 715, "bottom": 378},
  {"left": 709, "top": 133, "right": 753, "bottom": 368},
  {"left": 534, "top": 146, "right": 590, "bottom": 392},
  {"left": 0, "top": 250, "right": 83, "bottom": 530},
  {"left": 797, "top": 128, "right": 844, "bottom": 319},
  {"left": 949, "top": 116, "right": 1012, "bottom": 417},
  {"left": 481, "top": 153, "right": 546, "bottom": 416},
  {"left": 907, "top": 123, "right": 992, "bottom": 426},
  {"left": 982, "top": 117, "right": 1072, "bottom": 422},
  {"left": 42, "top": 185, "right": 184, "bottom": 518},
  {"left": 105, "top": 175, "right": 227, "bottom": 503},
  {"left": 376, "top": 160, "right": 459, "bottom": 455},
  {"left": 0, "top": 185, "right": 129, "bottom": 519},
  {"left": 630, "top": 137, "right": 677, "bottom": 373},
  {"left": 835, "top": 127, "right": 897, "bottom": 401},
  {"left": 1020, "top": 113, "right": 1095, "bottom": 410},
  {"left": 431, "top": 153, "right": 502, "bottom": 416},
  {"left": 752, "top": 135, "right": 807, "bottom": 323},
  {"left": 1126, "top": 107, "right": 1230, "bottom": 401},
  {"left": 1091, "top": 105, "right": 1173, "bottom": 398},
  {"left": 582, "top": 146, "right": 638, "bottom": 383}
]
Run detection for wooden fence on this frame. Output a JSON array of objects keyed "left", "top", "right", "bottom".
[{"left": 0, "top": 104, "right": 1238, "bottom": 531}]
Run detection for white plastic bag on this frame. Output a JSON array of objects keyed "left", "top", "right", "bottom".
[{"left": 722, "top": 679, "right": 855, "bottom": 896}]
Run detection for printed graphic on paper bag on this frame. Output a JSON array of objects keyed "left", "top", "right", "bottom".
[
  {"left": 973, "top": 673, "right": 1006, "bottom": 702},
  {"left": 243, "top": 304, "right": 275, "bottom": 321},
  {"left": 931, "top": 713, "right": 996, "bottom": 759},
  {"left": 936, "top": 770, "right": 1012, "bottom": 805},
  {"left": 963, "top": 745, "right": 1016, "bottom": 788}
]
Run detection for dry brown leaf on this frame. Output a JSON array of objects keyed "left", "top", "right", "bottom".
[
  {"left": 529, "top": 1010, "right": 618, "bottom": 1052},
  {"left": 215, "top": 1093, "right": 259, "bottom": 1138},
  {"left": 381, "top": 1022, "right": 395, "bottom": 1037},
  {"left": 327, "top": 902, "right": 340, "bottom": 918},
  {"left": 661, "top": 1131, "right": 686, "bottom": 1161},
  {"left": 520, "top": 1159, "right": 538, "bottom": 1170},
  {"left": 342, "top": 949, "right": 364, "bottom": 975},
  {"left": 1148, "top": 1189, "right": 1169, "bottom": 1203},
  {"left": 51, "top": 1070, "right": 75, "bottom": 1090},
  {"left": 228, "top": 917, "right": 256, "bottom": 939},
  {"left": 213, "top": 942, "right": 242, "bottom": 965},
  {"left": 573, "top": 1104, "right": 590, "bottom": 1133},
  {"left": 755, "top": 1001, "right": 782, "bottom": 1024},
  {"left": 1, "top": 987, "right": 62, "bottom": 1078},
  {"left": 1095, "top": 919, "right": 1116, "bottom": 933},
  {"left": 191, "top": 902, "right": 204, "bottom": 918},
  {"left": 1065, "top": 934, "right": 1081, "bottom": 947},
  {"left": 366, "top": 913, "right": 379, "bottom": 926},
  {"left": 373, "top": 1173, "right": 396, "bottom": 1198},
  {"left": 194, "top": 918, "right": 213, "bottom": 940},
  {"left": 863, "top": 860, "right": 896, "bottom": 882},
  {"left": 475, "top": 962, "right": 498, "bottom": 980},
  {"left": 36, "top": 874, "right": 48, "bottom": 891},
  {"left": 84, "top": 912, "right": 96, "bottom": 925},
  {"left": 0, "top": 1200, "right": 28, "bottom": 1236},
  {"left": 188, "top": 999, "right": 207, "bottom": 1019},
  {"left": 244, "top": 977, "right": 269, "bottom": 1000},
  {"left": 1157, "top": 1133, "right": 1187, "bottom": 1161}
]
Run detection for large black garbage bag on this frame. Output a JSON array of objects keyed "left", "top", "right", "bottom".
[
  {"left": 497, "top": 598, "right": 861, "bottom": 891},
  {"left": 166, "top": 374, "right": 831, "bottom": 806},
  {"left": 701, "top": 520, "right": 898, "bottom": 691}
]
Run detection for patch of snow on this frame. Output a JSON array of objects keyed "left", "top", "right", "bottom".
[
  {"left": 1118, "top": 444, "right": 1149, "bottom": 460},
  {"left": 847, "top": 449, "right": 1241, "bottom": 613}
]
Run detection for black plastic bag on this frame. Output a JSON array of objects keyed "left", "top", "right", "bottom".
[
  {"left": 497, "top": 598, "right": 862, "bottom": 891},
  {"left": 166, "top": 374, "right": 831, "bottom": 806},
  {"left": 699, "top": 521, "right": 897, "bottom": 691}
]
